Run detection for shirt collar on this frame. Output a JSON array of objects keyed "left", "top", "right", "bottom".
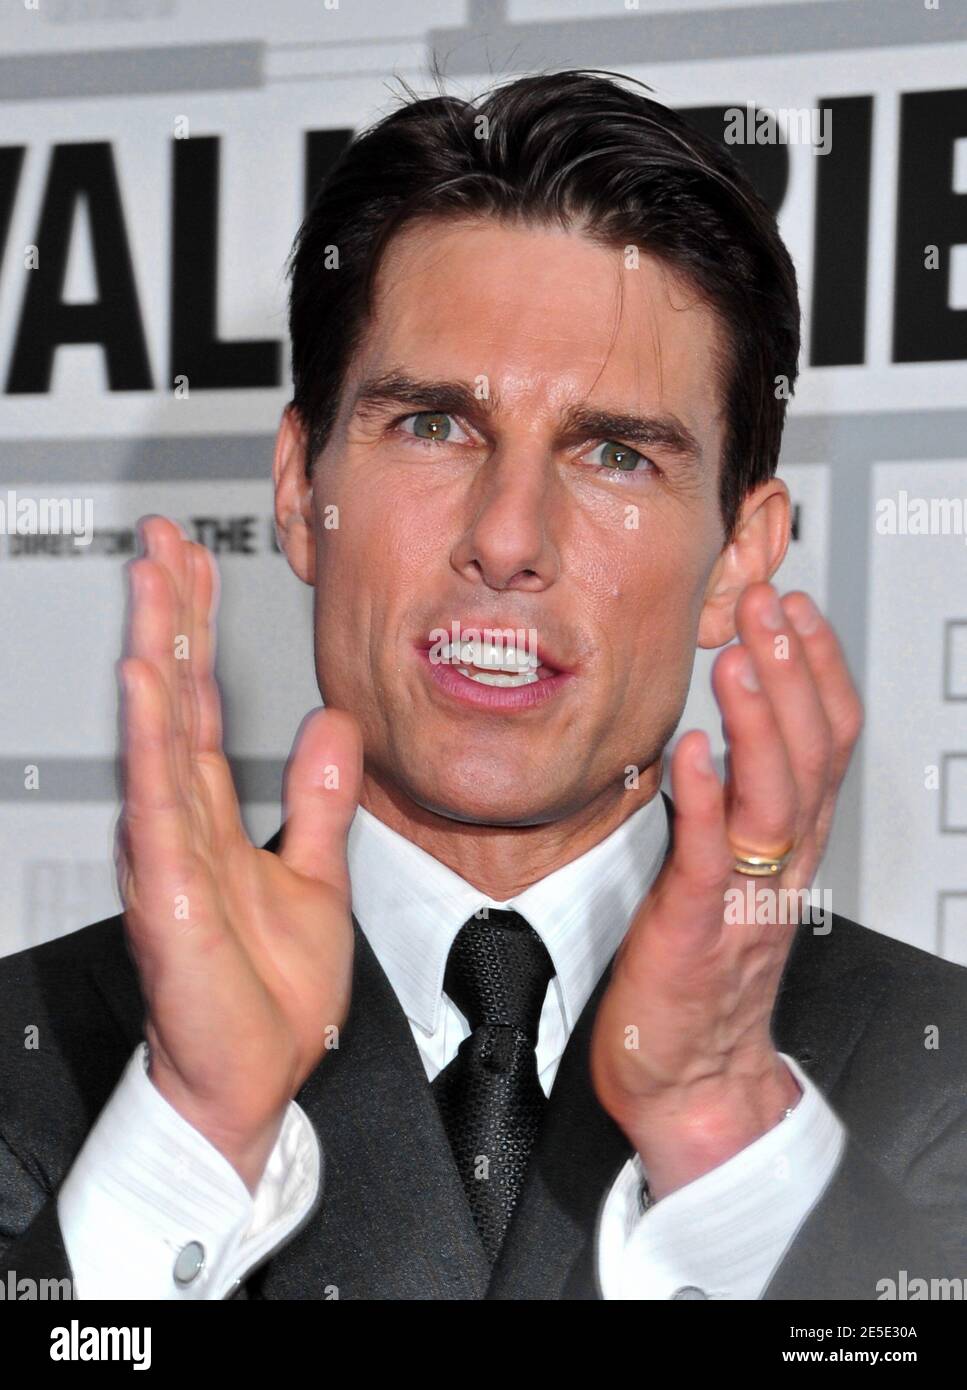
[{"left": 346, "top": 794, "right": 670, "bottom": 1039}]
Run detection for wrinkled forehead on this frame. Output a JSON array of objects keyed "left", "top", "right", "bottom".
[{"left": 350, "top": 215, "right": 728, "bottom": 448}]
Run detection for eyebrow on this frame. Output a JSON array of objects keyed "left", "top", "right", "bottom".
[{"left": 351, "top": 370, "right": 704, "bottom": 468}]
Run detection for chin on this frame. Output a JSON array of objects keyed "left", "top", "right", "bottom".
[
  {"left": 417, "top": 795, "right": 568, "bottom": 829},
  {"left": 406, "top": 770, "right": 580, "bottom": 829}
]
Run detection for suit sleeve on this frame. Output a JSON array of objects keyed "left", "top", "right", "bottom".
[
  {"left": 763, "top": 951, "right": 967, "bottom": 1302},
  {"left": 0, "top": 1130, "right": 75, "bottom": 1289},
  {"left": 0, "top": 1044, "right": 322, "bottom": 1300},
  {"left": 764, "top": 1104, "right": 967, "bottom": 1300}
]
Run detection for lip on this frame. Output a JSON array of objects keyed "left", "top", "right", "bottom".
[{"left": 414, "top": 641, "right": 575, "bottom": 712}]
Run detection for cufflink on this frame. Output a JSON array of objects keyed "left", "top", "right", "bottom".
[
  {"left": 671, "top": 1285, "right": 709, "bottom": 1300},
  {"left": 173, "top": 1240, "right": 206, "bottom": 1287}
]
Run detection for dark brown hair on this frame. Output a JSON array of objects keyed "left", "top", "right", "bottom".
[{"left": 286, "top": 68, "right": 801, "bottom": 540}]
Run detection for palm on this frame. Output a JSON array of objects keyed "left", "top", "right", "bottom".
[{"left": 116, "top": 516, "right": 361, "bottom": 1172}]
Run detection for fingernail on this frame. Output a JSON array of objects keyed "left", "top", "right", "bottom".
[
  {"left": 694, "top": 737, "right": 714, "bottom": 776},
  {"left": 788, "top": 594, "right": 820, "bottom": 636},
  {"left": 760, "top": 589, "right": 783, "bottom": 630},
  {"left": 738, "top": 653, "right": 760, "bottom": 691}
]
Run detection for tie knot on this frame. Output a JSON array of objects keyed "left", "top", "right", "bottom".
[{"left": 443, "top": 909, "right": 555, "bottom": 1038}]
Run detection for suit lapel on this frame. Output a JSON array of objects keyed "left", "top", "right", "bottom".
[
  {"left": 772, "top": 921, "right": 893, "bottom": 1096},
  {"left": 252, "top": 919, "right": 489, "bottom": 1300},
  {"left": 487, "top": 959, "right": 633, "bottom": 1300}
]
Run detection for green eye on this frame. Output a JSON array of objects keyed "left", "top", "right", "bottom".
[
  {"left": 412, "top": 412, "right": 452, "bottom": 441},
  {"left": 598, "top": 441, "right": 643, "bottom": 471}
]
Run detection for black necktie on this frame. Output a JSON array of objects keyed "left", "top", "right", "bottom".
[{"left": 431, "top": 908, "right": 556, "bottom": 1263}]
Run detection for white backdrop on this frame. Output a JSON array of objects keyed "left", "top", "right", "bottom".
[{"left": 1, "top": 0, "right": 965, "bottom": 960}]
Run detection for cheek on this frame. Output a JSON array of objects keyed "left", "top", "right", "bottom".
[
  {"left": 311, "top": 489, "right": 440, "bottom": 652},
  {"left": 584, "top": 516, "right": 717, "bottom": 684},
  {"left": 586, "top": 513, "right": 712, "bottom": 618},
  {"left": 321, "top": 468, "right": 445, "bottom": 573}
]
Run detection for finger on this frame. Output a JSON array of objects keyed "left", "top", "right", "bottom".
[
  {"left": 117, "top": 655, "right": 192, "bottom": 892},
  {"left": 734, "top": 583, "right": 832, "bottom": 825},
  {"left": 125, "top": 555, "right": 192, "bottom": 800},
  {"left": 128, "top": 522, "right": 246, "bottom": 865},
  {"left": 186, "top": 542, "right": 224, "bottom": 754},
  {"left": 711, "top": 640, "right": 798, "bottom": 857},
  {"left": 781, "top": 592, "right": 864, "bottom": 855},
  {"left": 780, "top": 591, "right": 864, "bottom": 787},
  {"left": 279, "top": 708, "right": 363, "bottom": 889},
  {"left": 642, "top": 732, "right": 732, "bottom": 955},
  {"left": 140, "top": 514, "right": 190, "bottom": 605},
  {"left": 140, "top": 516, "right": 195, "bottom": 756},
  {"left": 177, "top": 529, "right": 197, "bottom": 754},
  {"left": 180, "top": 541, "right": 247, "bottom": 857}
]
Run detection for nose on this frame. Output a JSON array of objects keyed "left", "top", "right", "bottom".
[{"left": 450, "top": 447, "right": 561, "bottom": 593}]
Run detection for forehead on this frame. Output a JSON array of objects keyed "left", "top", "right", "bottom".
[{"left": 354, "top": 216, "right": 726, "bottom": 446}]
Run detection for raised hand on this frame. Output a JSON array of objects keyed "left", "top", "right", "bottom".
[
  {"left": 116, "top": 516, "right": 362, "bottom": 1192},
  {"left": 590, "top": 582, "right": 864, "bottom": 1198}
]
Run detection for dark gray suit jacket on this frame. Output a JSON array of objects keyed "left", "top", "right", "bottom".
[{"left": 2, "top": 828, "right": 966, "bottom": 1299}]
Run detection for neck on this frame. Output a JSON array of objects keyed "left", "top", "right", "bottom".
[{"left": 358, "top": 763, "right": 664, "bottom": 899}]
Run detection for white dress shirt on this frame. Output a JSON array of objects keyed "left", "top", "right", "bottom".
[{"left": 59, "top": 797, "right": 845, "bottom": 1300}]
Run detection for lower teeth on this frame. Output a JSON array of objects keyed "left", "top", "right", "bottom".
[{"left": 456, "top": 666, "right": 540, "bottom": 687}]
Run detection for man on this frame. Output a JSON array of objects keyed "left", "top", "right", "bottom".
[{"left": 1, "top": 69, "right": 965, "bottom": 1302}]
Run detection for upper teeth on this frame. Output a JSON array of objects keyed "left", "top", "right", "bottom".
[
  {"left": 439, "top": 639, "right": 539, "bottom": 673},
  {"left": 433, "top": 638, "right": 542, "bottom": 686}
]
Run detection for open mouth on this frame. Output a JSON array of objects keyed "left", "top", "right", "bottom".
[
  {"left": 416, "top": 629, "right": 573, "bottom": 711},
  {"left": 434, "top": 637, "right": 557, "bottom": 688}
]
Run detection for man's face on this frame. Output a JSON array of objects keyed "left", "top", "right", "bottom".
[{"left": 291, "top": 217, "right": 732, "bottom": 826}]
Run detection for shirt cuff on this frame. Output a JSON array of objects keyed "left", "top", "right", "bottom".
[
  {"left": 58, "top": 1042, "right": 321, "bottom": 1299},
  {"left": 597, "top": 1052, "right": 846, "bottom": 1300}
]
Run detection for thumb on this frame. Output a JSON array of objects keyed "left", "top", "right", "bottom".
[{"left": 279, "top": 707, "right": 363, "bottom": 885}]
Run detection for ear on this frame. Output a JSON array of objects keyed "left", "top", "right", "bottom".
[
  {"left": 273, "top": 404, "right": 316, "bottom": 586},
  {"left": 697, "top": 478, "right": 791, "bottom": 649}
]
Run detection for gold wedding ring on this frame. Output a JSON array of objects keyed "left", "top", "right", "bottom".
[{"left": 730, "top": 842, "right": 795, "bottom": 877}]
